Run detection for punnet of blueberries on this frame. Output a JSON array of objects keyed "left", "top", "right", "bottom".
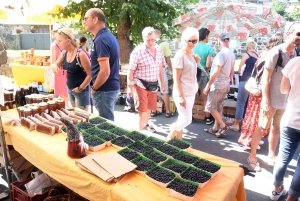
[
  {"left": 157, "top": 144, "right": 180, "bottom": 156},
  {"left": 84, "top": 137, "right": 105, "bottom": 147},
  {"left": 128, "top": 141, "right": 152, "bottom": 154},
  {"left": 112, "top": 136, "right": 133, "bottom": 147},
  {"left": 110, "top": 128, "right": 130, "bottom": 136},
  {"left": 118, "top": 148, "right": 140, "bottom": 161},
  {"left": 167, "top": 138, "right": 191, "bottom": 150},
  {"left": 193, "top": 159, "right": 221, "bottom": 174},
  {"left": 146, "top": 166, "right": 176, "bottom": 184},
  {"left": 181, "top": 167, "right": 211, "bottom": 184},
  {"left": 132, "top": 157, "right": 157, "bottom": 171},
  {"left": 96, "top": 122, "right": 117, "bottom": 131},
  {"left": 173, "top": 151, "right": 199, "bottom": 164},
  {"left": 76, "top": 122, "right": 94, "bottom": 130},
  {"left": 98, "top": 132, "right": 118, "bottom": 142},
  {"left": 127, "top": 131, "right": 147, "bottom": 141},
  {"left": 143, "top": 150, "right": 167, "bottom": 163},
  {"left": 167, "top": 178, "right": 198, "bottom": 197},
  {"left": 89, "top": 117, "right": 106, "bottom": 125},
  {"left": 143, "top": 137, "right": 164, "bottom": 148},
  {"left": 161, "top": 159, "right": 189, "bottom": 174},
  {"left": 84, "top": 128, "right": 103, "bottom": 136}
]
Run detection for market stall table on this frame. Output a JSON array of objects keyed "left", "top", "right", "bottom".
[
  {"left": 10, "top": 64, "right": 53, "bottom": 92},
  {"left": 1, "top": 109, "right": 246, "bottom": 201}
]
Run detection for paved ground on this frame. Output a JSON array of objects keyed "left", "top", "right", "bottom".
[{"left": 0, "top": 104, "right": 298, "bottom": 201}]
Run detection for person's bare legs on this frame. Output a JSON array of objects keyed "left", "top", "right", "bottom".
[
  {"left": 249, "top": 126, "right": 264, "bottom": 162},
  {"left": 167, "top": 127, "right": 177, "bottom": 140},
  {"left": 210, "top": 111, "right": 225, "bottom": 128},
  {"left": 176, "top": 130, "right": 183, "bottom": 140},
  {"left": 163, "top": 94, "right": 171, "bottom": 114},
  {"left": 60, "top": 95, "right": 69, "bottom": 107},
  {"left": 268, "top": 124, "right": 280, "bottom": 159},
  {"left": 138, "top": 109, "right": 151, "bottom": 131}
]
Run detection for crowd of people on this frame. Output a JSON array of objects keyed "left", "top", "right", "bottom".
[{"left": 49, "top": 7, "right": 300, "bottom": 201}]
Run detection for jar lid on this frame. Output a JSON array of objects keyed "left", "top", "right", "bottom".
[
  {"left": 23, "top": 108, "right": 32, "bottom": 112},
  {"left": 31, "top": 106, "right": 38, "bottom": 110},
  {"left": 56, "top": 98, "right": 64, "bottom": 103},
  {"left": 17, "top": 106, "right": 24, "bottom": 110},
  {"left": 47, "top": 100, "right": 56, "bottom": 104},
  {"left": 39, "top": 102, "right": 48, "bottom": 106}
]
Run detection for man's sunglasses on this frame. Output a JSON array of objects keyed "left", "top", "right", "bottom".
[
  {"left": 287, "top": 21, "right": 300, "bottom": 36},
  {"left": 186, "top": 39, "right": 197, "bottom": 44}
]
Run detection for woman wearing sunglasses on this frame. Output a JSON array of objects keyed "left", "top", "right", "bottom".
[
  {"left": 166, "top": 27, "right": 200, "bottom": 140},
  {"left": 51, "top": 28, "right": 92, "bottom": 111}
]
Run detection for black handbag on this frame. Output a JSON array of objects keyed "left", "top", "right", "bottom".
[{"left": 138, "top": 78, "right": 158, "bottom": 91}]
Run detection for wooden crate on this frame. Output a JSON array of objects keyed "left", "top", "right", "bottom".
[
  {"left": 156, "top": 102, "right": 165, "bottom": 113},
  {"left": 193, "top": 104, "right": 206, "bottom": 120}
]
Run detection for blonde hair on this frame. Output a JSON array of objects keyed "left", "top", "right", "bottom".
[
  {"left": 246, "top": 41, "right": 257, "bottom": 50},
  {"left": 57, "top": 28, "right": 79, "bottom": 47},
  {"left": 181, "top": 27, "right": 199, "bottom": 43}
]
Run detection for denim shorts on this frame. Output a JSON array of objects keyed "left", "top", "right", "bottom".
[{"left": 68, "top": 86, "right": 90, "bottom": 108}]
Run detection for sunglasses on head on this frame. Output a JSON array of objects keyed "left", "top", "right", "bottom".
[
  {"left": 58, "top": 30, "right": 70, "bottom": 39},
  {"left": 186, "top": 39, "right": 197, "bottom": 44},
  {"left": 287, "top": 21, "right": 300, "bottom": 33}
]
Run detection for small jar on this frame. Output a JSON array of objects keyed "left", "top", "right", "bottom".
[
  {"left": 25, "top": 95, "right": 32, "bottom": 104},
  {"left": 31, "top": 106, "right": 39, "bottom": 116},
  {"left": 17, "top": 106, "right": 24, "bottom": 118},
  {"left": 7, "top": 101, "right": 13, "bottom": 109},
  {"left": 38, "top": 102, "right": 48, "bottom": 114},
  {"left": 23, "top": 108, "right": 32, "bottom": 118},
  {"left": 47, "top": 94, "right": 54, "bottom": 100},
  {"left": 0, "top": 104, "right": 7, "bottom": 111},
  {"left": 56, "top": 99, "right": 65, "bottom": 110},
  {"left": 47, "top": 100, "right": 56, "bottom": 113}
]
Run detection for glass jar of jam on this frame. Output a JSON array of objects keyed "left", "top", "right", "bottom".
[
  {"left": 56, "top": 99, "right": 65, "bottom": 110},
  {"left": 47, "top": 94, "right": 54, "bottom": 100},
  {"left": 17, "top": 106, "right": 24, "bottom": 118},
  {"left": 47, "top": 100, "right": 56, "bottom": 113},
  {"left": 38, "top": 102, "right": 48, "bottom": 114},
  {"left": 31, "top": 106, "right": 39, "bottom": 116},
  {"left": 23, "top": 108, "right": 32, "bottom": 118}
]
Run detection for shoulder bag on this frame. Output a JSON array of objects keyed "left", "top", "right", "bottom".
[{"left": 244, "top": 64, "right": 260, "bottom": 94}]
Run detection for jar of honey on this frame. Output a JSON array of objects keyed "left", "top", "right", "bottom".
[
  {"left": 38, "top": 102, "right": 48, "bottom": 114},
  {"left": 17, "top": 106, "right": 24, "bottom": 118},
  {"left": 31, "top": 106, "right": 39, "bottom": 116},
  {"left": 23, "top": 108, "right": 32, "bottom": 118},
  {"left": 56, "top": 98, "right": 65, "bottom": 110},
  {"left": 47, "top": 100, "right": 56, "bottom": 113}
]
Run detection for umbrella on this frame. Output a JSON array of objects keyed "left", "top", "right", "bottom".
[{"left": 173, "top": 2, "right": 284, "bottom": 40}]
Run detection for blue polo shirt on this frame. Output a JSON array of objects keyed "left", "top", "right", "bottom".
[{"left": 90, "top": 27, "right": 120, "bottom": 91}]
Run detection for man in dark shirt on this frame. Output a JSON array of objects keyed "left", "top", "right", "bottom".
[{"left": 83, "top": 8, "right": 120, "bottom": 121}]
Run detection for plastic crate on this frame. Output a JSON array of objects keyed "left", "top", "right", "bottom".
[{"left": 11, "top": 177, "right": 49, "bottom": 201}]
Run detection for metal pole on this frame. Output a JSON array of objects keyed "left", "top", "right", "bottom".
[{"left": 0, "top": 115, "right": 12, "bottom": 191}]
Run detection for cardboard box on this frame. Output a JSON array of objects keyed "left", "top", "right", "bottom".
[
  {"left": 156, "top": 102, "right": 165, "bottom": 113},
  {"left": 76, "top": 151, "right": 137, "bottom": 182},
  {"left": 192, "top": 104, "right": 206, "bottom": 120},
  {"left": 0, "top": 155, "right": 33, "bottom": 173}
]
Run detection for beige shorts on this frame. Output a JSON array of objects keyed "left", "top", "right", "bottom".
[
  {"left": 205, "top": 86, "right": 230, "bottom": 113},
  {"left": 258, "top": 107, "right": 285, "bottom": 130}
]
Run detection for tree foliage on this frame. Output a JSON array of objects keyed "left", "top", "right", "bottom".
[
  {"left": 54, "top": 0, "right": 193, "bottom": 63},
  {"left": 272, "top": 0, "right": 300, "bottom": 22}
]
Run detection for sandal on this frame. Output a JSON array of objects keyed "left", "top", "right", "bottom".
[
  {"left": 150, "top": 110, "right": 161, "bottom": 117},
  {"left": 144, "top": 124, "right": 156, "bottom": 133},
  {"left": 165, "top": 112, "right": 175, "bottom": 118},
  {"left": 215, "top": 125, "right": 230, "bottom": 138},
  {"left": 247, "top": 157, "right": 261, "bottom": 172},
  {"left": 204, "top": 128, "right": 218, "bottom": 135}
]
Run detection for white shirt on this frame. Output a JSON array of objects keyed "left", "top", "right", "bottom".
[{"left": 281, "top": 57, "right": 300, "bottom": 129}]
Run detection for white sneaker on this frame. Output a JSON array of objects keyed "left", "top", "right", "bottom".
[
  {"left": 268, "top": 157, "right": 276, "bottom": 166},
  {"left": 270, "top": 186, "right": 287, "bottom": 200},
  {"left": 230, "top": 124, "right": 240, "bottom": 132},
  {"left": 259, "top": 140, "right": 264, "bottom": 145}
]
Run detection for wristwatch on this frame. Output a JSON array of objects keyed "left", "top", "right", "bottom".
[
  {"left": 78, "top": 86, "right": 83, "bottom": 92},
  {"left": 91, "top": 86, "right": 98, "bottom": 91}
]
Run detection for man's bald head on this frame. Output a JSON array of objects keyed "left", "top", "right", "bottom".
[{"left": 87, "top": 8, "right": 106, "bottom": 23}]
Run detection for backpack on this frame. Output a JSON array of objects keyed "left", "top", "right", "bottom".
[
  {"left": 0, "top": 39, "right": 7, "bottom": 65},
  {"left": 255, "top": 48, "right": 283, "bottom": 86},
  {"left": 75, "top": 48, "right": 90, "bottom": 68}
]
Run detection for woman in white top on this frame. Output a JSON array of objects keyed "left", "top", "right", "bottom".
[
  {"left": 269, "top": 56, "right": 300, "bottom": 201},
  {"left": 166, "top": 27, "right": 200, "bottom": 140}
]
